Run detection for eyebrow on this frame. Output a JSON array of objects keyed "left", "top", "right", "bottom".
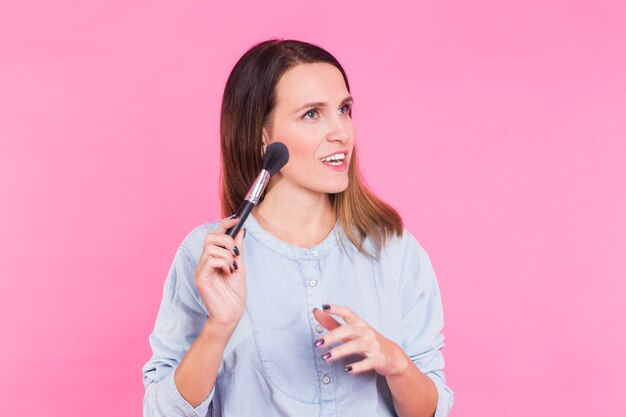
[{"left": 293, "top": 96, "right": 354, "bottom": 114}]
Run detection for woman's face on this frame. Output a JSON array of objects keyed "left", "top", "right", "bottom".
[{"left": 263, "top": 62, "right": 355, "bottom": 196}]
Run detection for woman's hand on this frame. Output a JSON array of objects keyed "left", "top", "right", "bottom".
[
  {"left": 312, "top": 304, "right": 410, "bottom": 376},
  {"left": 195, "top": 217, "right": 247, "bottom": 330}
]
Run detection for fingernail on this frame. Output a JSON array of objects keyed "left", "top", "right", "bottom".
[
  {"left": 321, "top": 352, "right": 332, "bottom": 361},
  {"left": 233, "top": 246, "right": 240, "bottom": 256},
  {"left": 233, "top": 261, "right": 238, "bottom": 270},
  {"left": 314, "top": 338, "right": 325, "bottom": 347},
  {"left": 229, "top": 267, "right": 234, "bottom": 273},
  {"left": 344, "top": 365, "right": 352, "bottom": 372},
  {"left": 322, "top": 304, "right": 331, "bottom": 310}
]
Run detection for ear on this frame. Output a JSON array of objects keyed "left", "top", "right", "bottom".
[{"left": 261, "top": 127, "right": 270, "bottom": 154}]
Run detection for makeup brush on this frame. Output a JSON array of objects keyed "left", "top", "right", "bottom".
[{"left": 226, "top": 142, "right": 289, "bottom": 237}]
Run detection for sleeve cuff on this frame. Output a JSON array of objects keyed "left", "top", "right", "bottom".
[
  {"left": 425, "top": 370, "right": 454, "bottom": 417},
  {"left": 144, "top": 369, "right": 215, "bottom": 417}
]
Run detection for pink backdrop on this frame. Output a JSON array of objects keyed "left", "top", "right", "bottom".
[{"left": 1, "top": 1, "right": 625, "bottom": 416}]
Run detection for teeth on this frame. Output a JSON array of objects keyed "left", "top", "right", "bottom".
[{"left": 321, "top": 153, "right": 346, "bottom": 163}]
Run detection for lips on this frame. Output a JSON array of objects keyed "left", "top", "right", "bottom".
[
  {"left": 319, "top": 151, "right": 349, "bottom": 173},
  {"left": 320, "top": 151, "right": 348, "bottom": 163}
]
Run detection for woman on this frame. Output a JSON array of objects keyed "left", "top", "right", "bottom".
[{"left": 143, "top": 39, "right": 454, "bottom": 417}]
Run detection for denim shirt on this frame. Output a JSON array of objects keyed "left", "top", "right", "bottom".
[{"left": 142, "top": 214, "right": 454, "bottom": 417}]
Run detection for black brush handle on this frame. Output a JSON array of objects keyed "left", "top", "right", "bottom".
[{"left": 226, "top": 200, "right": 255, "bottom": 238}]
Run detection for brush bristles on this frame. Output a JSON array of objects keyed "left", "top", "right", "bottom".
[{"left": 263, "top": 142, "right": 289, "bottom": 176}]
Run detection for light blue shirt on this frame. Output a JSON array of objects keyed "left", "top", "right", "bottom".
[{"left": 142, "top": 214, "right": 454, "bottom": 416}]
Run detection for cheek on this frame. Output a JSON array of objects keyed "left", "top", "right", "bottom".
[
  {"left": 271, "top": 121, "right": 322, "bottom": 163},
  {"left": 278, "top": 140, "right": 311, "bottom": 169},
  {"left": 345, "top": 120, "right": 356, "bottom": 138},
  {"left": 290, "top": 146, "right": 318, "bottom": 169},
  {"left": 282, "top": 134, "right": 318, "bottom": 157}
]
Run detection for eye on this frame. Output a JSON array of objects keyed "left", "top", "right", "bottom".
[
  {"left": 339, "top": 103, "right": 352, "bottom": 116},
  {"left": 303, "top": 109, "right": 318, "bottom": 119}
]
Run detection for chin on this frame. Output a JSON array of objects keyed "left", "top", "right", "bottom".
[{"left": 323, "top": 181, "right": 349, "bottom": 194}]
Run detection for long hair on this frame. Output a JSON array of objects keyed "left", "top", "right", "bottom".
[{"left": 220, "top": 39, "right": 403, "bottom": 257}]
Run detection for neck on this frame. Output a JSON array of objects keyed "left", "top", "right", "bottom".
[{"left": 252, "top": 185, "right": 336, "bottom": 249}]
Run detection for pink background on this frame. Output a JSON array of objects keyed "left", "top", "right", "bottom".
[{"left": 1, "top": 1, "right": 625, "bottom": 416}]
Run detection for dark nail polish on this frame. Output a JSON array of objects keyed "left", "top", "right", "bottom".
[
  {"left": 344, "top": 365, "right": 352, "bottom": 372},
  {"left": 229, "top": 267, "right": 233, "bottom": 273},
  {"left": 321, "top": 352, "right": 331, "bottom": 361},
  {"left": 314, "top": 338, "right": 325, "bottom": 347},
  {"left": 233, "top": 246, "right": 240, "bottom": 256},
  {"left": 233, "top": 260, "right": 238, "bottom": 270},
  {"left": 322, "top": 304, "right": 331, "bottom": 310}
]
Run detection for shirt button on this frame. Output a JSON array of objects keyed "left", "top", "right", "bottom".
[
  {"left": 316, "top": 325, "right": 324, "bottom": 333},
  {"left": 322, "top": 375, "right": 331, "bottom": 384},
  {"left": 311, "top": 250, "right": 318, "bottom": 257},
  {"left": 309, "top": 279, "right": 318, "bottom": 287}
]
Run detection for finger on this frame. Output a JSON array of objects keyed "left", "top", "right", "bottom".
[
  {"left": 315, "top": 324, "right": 369, "bottom": 348},
  {"left": 320, "top": 338, "right": 369, "bottom": 363},
  {"left": 320, "top": 304, "right": 364, "bottom": 325},
  {"left": 204, "top": 245, "right": 234, "bottom": 262},
  {"left": 204, "top": 233, "right": 238, "bottom": 256},
  {"left": 313, "top": 308, "right": 341, "bottom": 331},
  {"left": 196, "top": 256, "right": 232, "bottom": 278},
  {"left": 203, "top": 246, "right": 237, "bottom": 273},
  {"left": 214, "top": 217, "right": 240, "bottom": 235},
  {"left": 204, "top": 256, "right": 234, "bottom": 275},
  {"left": 343, "top": 357, "right": 375, "bottom": 375},
  {"left": 233, "top": 227, "right": 245, "bottom": 265}
]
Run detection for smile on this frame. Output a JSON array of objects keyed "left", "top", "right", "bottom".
[{"left": 320, "top": 152, "right": 346, "bottom": 166}]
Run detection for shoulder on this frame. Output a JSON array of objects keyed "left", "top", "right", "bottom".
[
  {"left": 367, "top": 227, "right": 434, "bottom": 281},
  {"left": 374, "top": 227, "right": 427, "bottom": 262}
]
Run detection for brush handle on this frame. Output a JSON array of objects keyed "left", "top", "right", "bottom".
[{"left": 226, "top": 200, "right": 255, "bottom": 238}]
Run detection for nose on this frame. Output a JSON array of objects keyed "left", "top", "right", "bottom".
[{"left": 325, "top": 116, "right": 351, "bottom": 143}]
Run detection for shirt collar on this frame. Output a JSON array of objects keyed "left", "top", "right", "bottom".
[{"left": 245, "top": 213, "right": 340, "bottom": 260}]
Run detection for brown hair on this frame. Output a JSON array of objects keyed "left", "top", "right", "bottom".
[{"left": 220, "top": 39, "right": 403, "bottom": 257}]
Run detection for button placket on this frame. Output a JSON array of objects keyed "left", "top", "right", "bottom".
[{"left": 302, "top": 258, "right": 325, "bottom": 353}]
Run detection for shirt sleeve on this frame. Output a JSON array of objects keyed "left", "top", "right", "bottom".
[
  {"left": 142, "top": 246, "right": 215, "bottom": 417},
  {"left": 399, "top": 234, "right": 454, "bottom": 417}
]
